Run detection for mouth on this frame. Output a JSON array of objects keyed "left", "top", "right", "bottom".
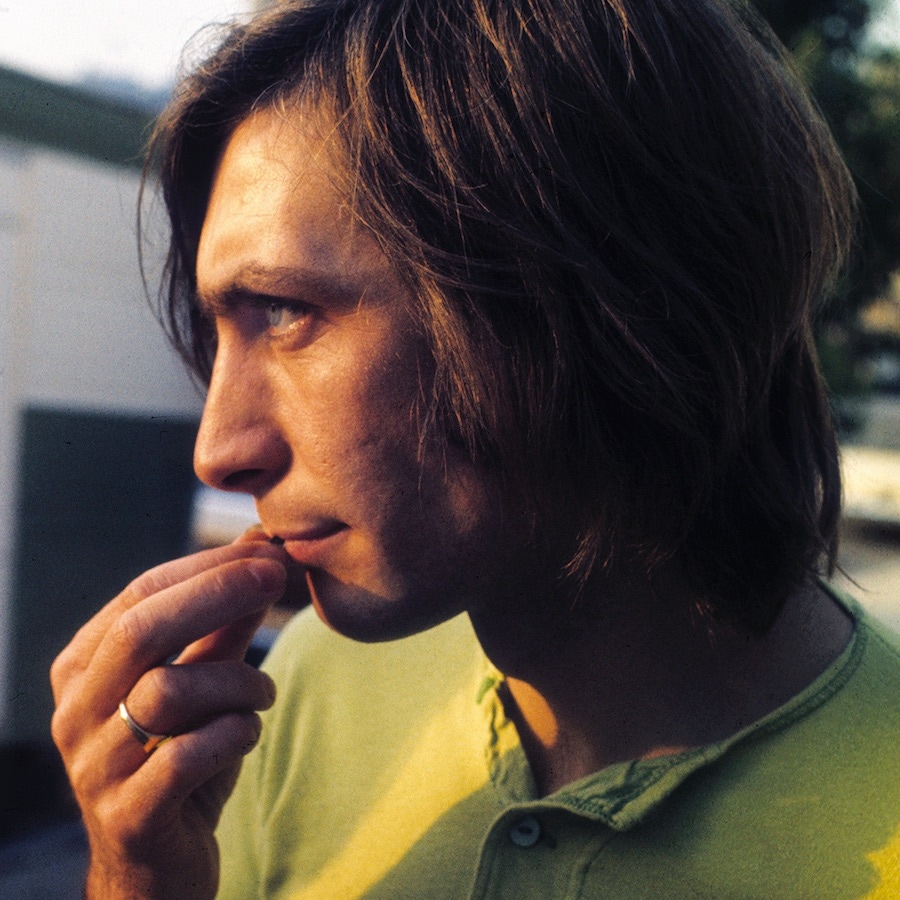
[{"left": 270, "top": 521, "right": 348, "bottom": 565}]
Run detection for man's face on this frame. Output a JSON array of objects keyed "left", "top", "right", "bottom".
[{"left": 194, "top": 108, "right": 534, "bottom": 641}]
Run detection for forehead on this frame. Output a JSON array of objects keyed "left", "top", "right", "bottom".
[{"left": 196, "top": 107, "right": 393, "bottom": 306}]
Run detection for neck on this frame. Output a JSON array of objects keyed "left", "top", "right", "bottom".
[{"left": 469, "top": 573, "right": 852, "bottom": 797}]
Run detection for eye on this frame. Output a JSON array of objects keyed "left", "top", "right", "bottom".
[{"left": 264, "top": 300, "right": 312, "bottom": 336}]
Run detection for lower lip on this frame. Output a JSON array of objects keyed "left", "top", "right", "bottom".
[{"left": 281, "top": 526, "right": 348, "bottom": 565}]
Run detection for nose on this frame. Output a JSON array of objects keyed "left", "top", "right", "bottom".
[{"left": 193, "top": 336, "right": 289, "bottom": 495}]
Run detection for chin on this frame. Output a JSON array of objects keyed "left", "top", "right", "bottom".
[{"left": 306, "top": 568, "right": 457, "bottom": 644}]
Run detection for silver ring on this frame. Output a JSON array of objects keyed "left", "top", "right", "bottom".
[{"left": 118, "top": 700, "right": 172, "bottom": 754}]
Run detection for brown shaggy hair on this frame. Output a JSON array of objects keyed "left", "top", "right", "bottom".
[{"left": 146, "top": 0, "right": 856, "bottom": 633}]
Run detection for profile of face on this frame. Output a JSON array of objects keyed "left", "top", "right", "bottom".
[{"left": 194, "top": 108, "right": 541, "bottom": 642}]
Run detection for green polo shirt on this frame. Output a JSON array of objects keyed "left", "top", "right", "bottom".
[{"left": 216, "top": 585, "right": 899, "bottom": 898}]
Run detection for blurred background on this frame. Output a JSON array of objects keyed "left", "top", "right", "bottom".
[{"left": 0, "top": 0, "right": 897, "bottom": 894}]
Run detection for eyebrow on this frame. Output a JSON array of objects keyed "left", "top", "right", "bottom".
[{"left": 195, "top": 264, "right": 376, "bottom": 317}]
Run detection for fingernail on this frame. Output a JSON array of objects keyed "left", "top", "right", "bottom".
[{"left": 234, "top": 524, "right": 266, "bottom": 544}]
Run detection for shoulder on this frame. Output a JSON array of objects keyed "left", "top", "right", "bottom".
[
  {"left": 602, "top": 593, "right": 900, "bottom": 897},
  {"left": 671, "top": 591, "right": 900, "bottom": 896},
  {"left": 819, "top": 583, "right": 900, "bottom": 714},
  {"left": 723, "top": 586, "right": 899, "bottom": 793}
]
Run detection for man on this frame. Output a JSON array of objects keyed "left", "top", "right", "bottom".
[{"left": 52, "top": 0, "right": 899, "bottom": 897}]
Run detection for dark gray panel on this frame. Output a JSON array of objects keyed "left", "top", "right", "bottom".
[{"left": 6, "top": 406, "right": 198, "bottom": 745}]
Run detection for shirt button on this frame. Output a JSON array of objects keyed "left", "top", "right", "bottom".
[{"left": 508, "top": 814, "right": 541, "bottom": 848}]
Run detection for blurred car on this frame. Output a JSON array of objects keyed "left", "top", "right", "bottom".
[
  {"left": 840, "top": 445, "right": 900, "bottom": 527},
  {"left": 190, "top": 484, "right": 259, "bottom": 549}
]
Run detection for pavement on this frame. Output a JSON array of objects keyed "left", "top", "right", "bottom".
[{"left": 0, "top": 522, "right": 896, "bottom": 897}]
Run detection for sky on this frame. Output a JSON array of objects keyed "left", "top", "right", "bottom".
[
  {"left": 0, "top": 0, "right": 897, "bottom": 94},
  {"left": 871, "top": 1, "right": 900, "bottom": 45},
  {"left": 0, "top": 1, "right": 256, "bottom": 91}
]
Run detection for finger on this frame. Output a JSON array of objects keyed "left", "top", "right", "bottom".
[
  {"left": 117, "top": 712, "right": 265, "bottom": 823},
  {"left": 175, "top": 607, "right": 269, "bottom": 666},
  {"left": 233, "top": 525, "right": 269, "bottom": 544},
  {"left": 86, "top": 661, "right": 274, "bottom": 782},
  {"left": 126, "top": 661, "right": 276, "bottom": 739},
  {"left": 52, "top": 541, "right": 286, "bottom": 692},
  {"left": 81, "top": 557, "right": 286, "bottom": 721},
  {"left": 127, "top": 541, "right": 283, "bottom": 600},
  {"left": 232, "top": 525, "right": 310, "bottom": 609},
  {"left": 81, "top": 712, "right": 263, "bottom": 853},
  {"left": 175, "top": 532, "right": 288, "bottom": 664}
]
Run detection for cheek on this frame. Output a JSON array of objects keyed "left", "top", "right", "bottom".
[
  {"left": 380, "top": 444, "right": 508, "bottom": 590},
  {"left": 276, "top": 335, "right": 429, "bottom": 495},
  {"left": 333, "top": 330, "right": 432, "bottom": 466}
]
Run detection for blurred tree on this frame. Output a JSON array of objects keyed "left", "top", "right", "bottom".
[
  {"left": 754, "top": 0, "right": 872, "bottom": 51},
  {"left": 753, "top": 0, "right": 900, "bottom": 397}
]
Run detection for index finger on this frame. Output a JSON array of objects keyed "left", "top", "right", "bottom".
[
  {"left": 54, "top": 540, "right": 285, "bottom": 680},
  {"left": 81, "top": 555, "right": 286, "bottom": 720}
]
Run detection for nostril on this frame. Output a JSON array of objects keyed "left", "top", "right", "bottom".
[{"left": 221, "top": 468, "right": 266, "bottom": 490}]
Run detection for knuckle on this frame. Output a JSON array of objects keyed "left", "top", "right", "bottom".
[
  {"left": 197, "top": 565, "right": 256, "bottom": 615},
  {"left": 201, "top": 567, "right": 230, "bottom": 599},
  {"left": 49, "top": 651, "right": 72, "bottom": 696},
  {"left": 49, "top": 705, "right": 75, "bottom": 755},
  {"left": 111, "top": 606, "right": 159, "bottom": 658},
  {"left": 208, "top": 563, "right": 249, "bottom": 599},
  {"left": 66, "top": 749, "right": 98, "bottom": 797},
  {"left": 124, "top": 559, "right": 171, "bottom": 602},
  {"left": 156, "top": 737, "right": 197, "bottom": 777},
  {"left": 133, "top": 668, "right": 173, "bottom": 723}
]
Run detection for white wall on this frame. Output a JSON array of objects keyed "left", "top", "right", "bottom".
[
  {"left": 0, "top": 137, "right": 202, "bottom": 731},
  {"left": 10, "top": 148, "right": 202, "bottom": 416}
]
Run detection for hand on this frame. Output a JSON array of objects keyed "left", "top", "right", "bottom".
[{"left": 51, "top": 533, "right": 288, "bottom": 899}]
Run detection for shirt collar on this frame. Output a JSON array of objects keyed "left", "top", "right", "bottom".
[{"left": 474, "top": 584, "right": 865, "bottom": 830}]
